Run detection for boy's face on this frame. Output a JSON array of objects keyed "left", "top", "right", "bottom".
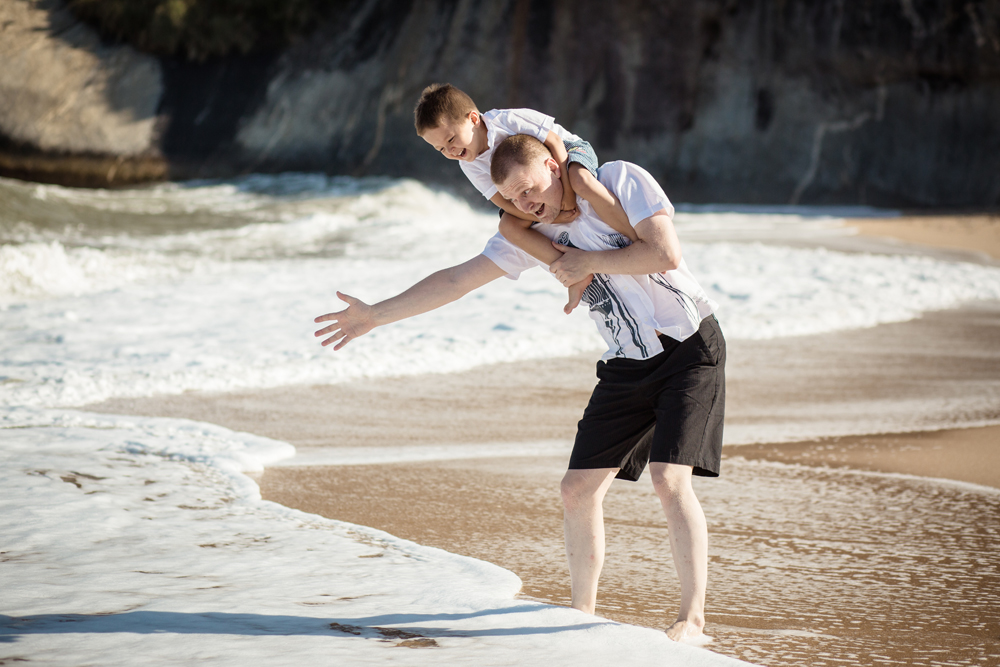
[
  {"left": 421, "top": 111, "right": 486, "bottom": 162},
  {"left": 496, "top": 157, "right": 563, "bottom": 224}
]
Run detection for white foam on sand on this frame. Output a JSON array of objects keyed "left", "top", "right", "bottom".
[{"left": 0, "top": 408, "right": 752, "bottom": 666}]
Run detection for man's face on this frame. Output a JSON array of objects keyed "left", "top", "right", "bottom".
[
  {"left": 421, "top": 112, "right": 486, "bottom": 162},
  {"left": 496, "top": 157, "right": 563, "bottom": 224}
]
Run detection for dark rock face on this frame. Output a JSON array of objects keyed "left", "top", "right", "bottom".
[{"left": 2, "top": 0, "right": 999, "bottom": 206}]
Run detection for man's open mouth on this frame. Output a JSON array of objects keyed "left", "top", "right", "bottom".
[{"left": 534, "top": 203, "right": 545, "bottom": 218}]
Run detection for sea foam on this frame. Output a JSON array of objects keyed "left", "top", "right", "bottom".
[{"left": 3, "top": 174, "right": 1000, "bottom": 409}]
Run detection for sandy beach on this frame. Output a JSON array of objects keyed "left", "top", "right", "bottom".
[
  {"left": 852, "top": 214, "right": 1000, "bottom": 263},
  {"left": 81, "top": 215, "right": 1000, "bottom": 666}
]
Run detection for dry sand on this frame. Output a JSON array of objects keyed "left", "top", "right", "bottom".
[{"left": 851, "top": 214, "right": 1000, "bottom": 262}]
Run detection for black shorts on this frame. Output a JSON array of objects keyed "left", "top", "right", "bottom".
[{"left": 569, "top": 315, "right": 726, "bottom": 481}]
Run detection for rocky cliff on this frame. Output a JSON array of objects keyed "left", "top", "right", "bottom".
[{"left": 2, "top": 0, "right": 998, "bottom": 206}]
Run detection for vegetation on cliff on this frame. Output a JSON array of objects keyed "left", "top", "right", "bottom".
[{"left": 66, "top": 0, "right": 348, "bottom": 60}]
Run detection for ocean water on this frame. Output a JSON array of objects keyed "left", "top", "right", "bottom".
[
  {"left": 3, "top": 173, "right": 1000, "bottom": 665},
  {"left": 3, "top": 174, "right": 1000, "bottom": 408}
]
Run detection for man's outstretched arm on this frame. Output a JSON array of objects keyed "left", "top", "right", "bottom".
[{"left": 314, "top": 254, "right": 507, "bottom": 350}]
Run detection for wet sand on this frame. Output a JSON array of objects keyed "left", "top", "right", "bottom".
[
  {"left": 86, "top": 218, "right": 1000, "bottom": 666},
  {"left": 88, "top": 304, "right": 1000, "bottom": 667}
]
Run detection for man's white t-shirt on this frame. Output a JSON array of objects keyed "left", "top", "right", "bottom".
[
  {"left": 460, "top": 108, "right": 582, "bottom": 201},
  {"left": 482, "top": 161, "right": 718, "bottom": 361}
]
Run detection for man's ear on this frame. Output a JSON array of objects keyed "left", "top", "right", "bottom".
[{"left": 545, "top": 156, "right": 561, "bottom": 178}]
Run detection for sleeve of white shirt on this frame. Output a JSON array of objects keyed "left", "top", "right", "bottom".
[
  {"left": 598, "top": 161, "right": 675, "bottom": 227},
  {"left": 459, "top": 161, "right": 497, "bottom": 199},
  {"left": 490, "top": 109, "right": 555, "bottom": 143},
  {"left": 480, "top": 232, "right": 544, "bottom": 280}
]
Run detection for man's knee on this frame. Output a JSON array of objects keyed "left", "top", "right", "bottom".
[
  {"left": 649, "top": 463, "right": 694, "bottom": 502},
  {"left": 560, "top": 469, "right": 611, "bottom": 511}
]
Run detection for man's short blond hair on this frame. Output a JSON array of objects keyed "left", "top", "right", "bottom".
[
  {"left": 490, "top": 134, "right": 551, "bottom": 185},
  {"left": 413, "top": 83, "right": 478, "bottom": 135}
]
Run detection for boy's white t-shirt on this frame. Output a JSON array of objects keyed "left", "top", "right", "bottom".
[
  {"left": 481, "top": 161, "right": 718, "bottom": 361},
  {"left": 460, "top": 108, "right": 582, "bottom": 201}
]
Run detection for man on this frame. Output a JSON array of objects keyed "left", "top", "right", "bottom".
[{"left": 315, "top": 134, "right": 725, "bottom": 645}]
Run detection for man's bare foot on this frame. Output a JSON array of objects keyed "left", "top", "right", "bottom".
[{"left": 666, "top": 620, "right": 713, "bottom": 646}]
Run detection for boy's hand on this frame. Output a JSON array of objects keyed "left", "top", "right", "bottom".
[
  {"left": 564, "top": 275, "right": 593, "bottom": 314},
  {"left": 552, "top": 208, "right": 579, "bottom": 224},
  {"left": 550, "top": 243, "right": 593, "bottom": 286},
  {"left": 314, "top": 292, "right": 375, "bottom": 350},
  {"left": 561, "top": 189, "right": 577, "bottom": 213}
]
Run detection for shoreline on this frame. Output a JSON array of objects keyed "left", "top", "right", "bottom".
[
  {"left": 79, "top": 217, "right": 1000, "bottom": 666},
  {"left": 88, "top": 300, "right": 1000, "bottom": 491}
]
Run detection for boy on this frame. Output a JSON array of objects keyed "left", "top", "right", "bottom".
[{"left": 414, "top": 83, "right": 636, "bottom": 312}]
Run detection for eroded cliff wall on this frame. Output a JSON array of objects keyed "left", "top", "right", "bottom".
[{"left": 2, "top": 0, "right": 998, "bottom": 206}]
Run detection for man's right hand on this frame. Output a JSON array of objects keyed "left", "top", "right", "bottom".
[{"left": 314, "top": 292, "right": 375, "bottom": 350}]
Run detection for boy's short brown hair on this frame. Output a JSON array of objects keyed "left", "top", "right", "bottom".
[
  {"left": 413, "top": 83, "right": 478, "bottom": 135},
  {"left": 490, "top": 134, "right": 551, "bottom": 185}
]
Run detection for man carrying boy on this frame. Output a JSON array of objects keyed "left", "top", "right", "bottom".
[
  {"left": 415, "top": 83, "right": 636, "bottom": 313},
  {"left": 315, "top": 134, "right": 725, "bottom": 646}
]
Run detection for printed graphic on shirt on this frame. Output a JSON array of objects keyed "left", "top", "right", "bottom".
[
  {"left": 555, "top": 231, "right": 648, "bottom": 357},
  {"left": 650, "top": 273, "right": 701, "bottom": 325},
  {"left": 598, "top": 232, "right": 630, "bottom": 249}
]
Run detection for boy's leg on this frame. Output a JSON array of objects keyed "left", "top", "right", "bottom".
[
  {"left": 560, "top": 467, "right": 619, "bottom": 614},
  {"left": 648, "top": 462, "right": 710, "bottom": 643},
  {"left": 567, "top": 164, "right": 636, "bottom": 242},
  {"left": 498, "top": 211, "right": 563, "bottom": 264}
]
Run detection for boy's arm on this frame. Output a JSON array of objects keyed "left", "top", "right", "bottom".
[
  {"left": 489, "top": 192, "right": 535, "bottom": 223},
  {"left": 314, "top": 254, "right": 507, "bottom": 350},
  {"left": 577, "top": 177, "right": 635, "bottom": 241},
  {"left": 543, "top": 130, "right": 577, "bottom": 212},
  {"left": 498, "top": 214, "right": 565, "bottom": 265},
  {"left": 490, "top": 192, "right": 578, "bottom": 228}
]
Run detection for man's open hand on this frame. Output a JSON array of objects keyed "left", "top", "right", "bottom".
[
  {"left": 314, "top": 292, "right": 374, "bottom": 350},
  {"left": 550, "top": 242, "right": 593, "bottom": 287}
]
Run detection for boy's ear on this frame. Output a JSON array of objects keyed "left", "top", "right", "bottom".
[{"left": 469, "top": 110, "right": 480, "bottom": 125}]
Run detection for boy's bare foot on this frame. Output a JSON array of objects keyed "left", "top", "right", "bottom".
[
  {"left": 665, "top": 620, "right": 712, "bottom": 646},
  {"left": 564, "top": 275, "right": 593, "bottom": 314}
]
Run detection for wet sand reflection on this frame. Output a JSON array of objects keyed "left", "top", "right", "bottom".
[{"left": 260, "top": 456, "right": 1000, "bottom": 666}]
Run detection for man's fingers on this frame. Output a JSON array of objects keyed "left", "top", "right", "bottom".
[
  {"left": 314, "top": 322, "right": 340, "bottom": 337},
  {"left": 336, "top": 291, "right": 359, "bottom": 305},
  {"left": 315, "top": 311, "right": 346, "bottom": 324},
  {"left": 551, "top": 241, "right": 568, "bottom": 253},
  {"left": 320, "top": 330, "right": 347, "bottom": 347},
  {"left": 332, "top": 335, "right": 353, "bottom": 351}
]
